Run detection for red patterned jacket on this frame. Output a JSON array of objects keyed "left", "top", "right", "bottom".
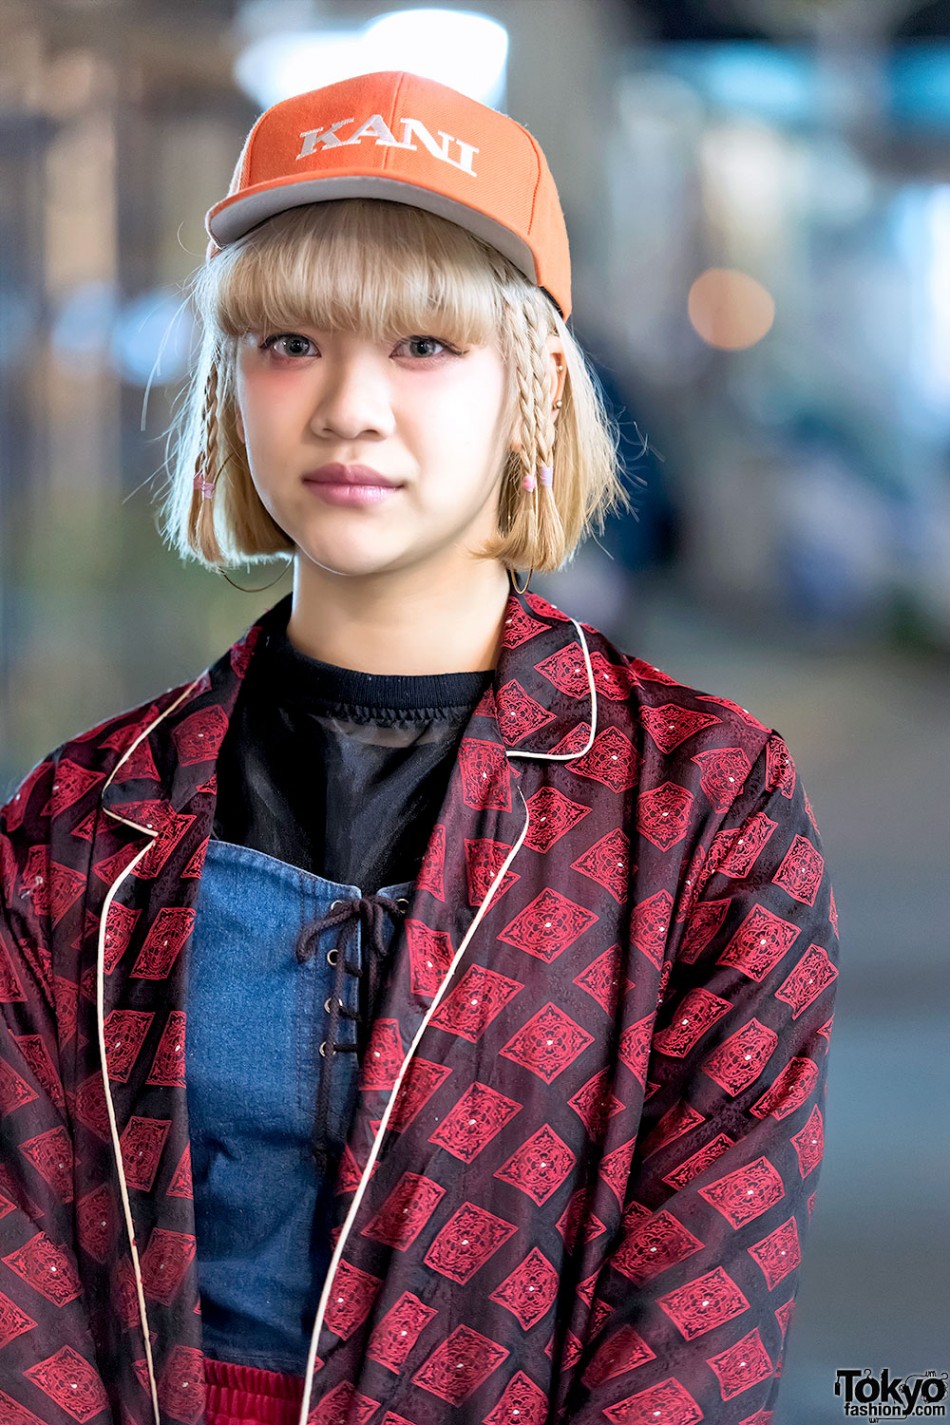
[{"left": 0, "top": 583, "right": 839, "bottom": 1425}]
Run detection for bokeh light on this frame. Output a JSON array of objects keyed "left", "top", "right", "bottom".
[
  {"left": 687, "top": 266, "right": 776, "bottom": 349},
  {"left": 235, "top": 9, "right": 508, "bottom": 109}
]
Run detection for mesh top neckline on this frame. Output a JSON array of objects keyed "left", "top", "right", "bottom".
[{"left": 254, "top": 621, "right": 495, "bottom": 721}]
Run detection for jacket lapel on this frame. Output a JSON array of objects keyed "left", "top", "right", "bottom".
[{"left": 88, "top": 610, "right": 273, "bottom": 1420}]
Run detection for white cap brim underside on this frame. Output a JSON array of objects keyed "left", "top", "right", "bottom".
[{"left": 208, "top": 175, "right": 539, "bottom": 288}]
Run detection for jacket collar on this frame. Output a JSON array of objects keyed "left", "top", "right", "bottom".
[{"left": 100, "top": 574, "right": 600, "bottom": 830}]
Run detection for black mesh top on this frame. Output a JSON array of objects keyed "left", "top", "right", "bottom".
[{"left": 212, "top": 600, "right": 496, "bottom": 895}]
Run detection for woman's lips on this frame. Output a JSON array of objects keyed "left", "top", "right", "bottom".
[
  {"left": 304, "top": 480, "right": 401, "bottom": 507},
  {"left": 302, "top": 463, "right": 403, "bottom": 506}
]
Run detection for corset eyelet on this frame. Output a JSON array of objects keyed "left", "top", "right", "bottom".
[
  {"left": 324, "top": 995, "right": 344, "bottom": 1013},
  {"left": 326, "top": 948, "right": 339, "bottom": 965},
  {"left": 319, "top": 1040, "right": 334, "bottom": 1058},
  {"left": 396, "top": 897, "right": 410, "bottom": 910}
]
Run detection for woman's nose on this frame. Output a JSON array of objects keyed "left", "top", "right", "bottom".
[{"left": 308, "top": 358, "right": 395, "bottom": 441}]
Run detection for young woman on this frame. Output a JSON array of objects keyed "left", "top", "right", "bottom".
[{"left": 0, "top": 72, "right": 838, "bottom": 1425}]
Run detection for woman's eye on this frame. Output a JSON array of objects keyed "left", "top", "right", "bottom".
[
  {"left": 398, "top": 336, "right": 452, "bottom": 359},
  {"left": 261, "top": 333, "right": 316, "bottom": 359}
]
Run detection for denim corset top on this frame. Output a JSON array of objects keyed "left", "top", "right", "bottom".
[{"left": 185, "top": 839, "right": 414, "bottom": 1375}]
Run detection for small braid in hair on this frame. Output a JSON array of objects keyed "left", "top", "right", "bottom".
[
  {"left": 487, "top": 255, "right": 540, "bottom": 492},
  {"left": 523, "top": 294, "right": 556, "bottom": 476},
  {"left": 194, "top": 361, "right": 218, "bottom": 495},
  {"left": 520, "top": 290, "right": 567, "bottom": 569},
  {"left": 191, "top": 356, "right": 225, "bottom": 563}
]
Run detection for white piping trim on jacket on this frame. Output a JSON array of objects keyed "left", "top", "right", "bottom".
[
  {"left": 296, "top": 618, "right": 598, "bottom": 1422},
  {"left": 97, "top": 678, "right": 202, "bottom": 1425},
  {"left": 298, "top": 784, "right": 533, "bottom": 1425},
  {"left": 96, "top": 841, "right": 162, "bottom": 1425},
  {"left": 506, "top": 619, "right": 598, "bottom": 764}
]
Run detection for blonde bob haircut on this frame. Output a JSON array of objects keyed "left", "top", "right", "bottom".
[{"left": 161, "top": 199, "right": 631, "bottom": 575}]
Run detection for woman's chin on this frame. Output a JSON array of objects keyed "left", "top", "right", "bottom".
[{"left": 295, "top": 543, "right": 402, "bottom": 581}]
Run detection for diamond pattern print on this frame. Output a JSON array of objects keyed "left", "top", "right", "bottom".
[
  {"left": 156, "top": 1345, "right": 204, "bottom": 1425},
  {"left": 657, "top": 1266, "right": 751, "bottom": 1341},
  {"left": 702, "top": 1019, "right": 778, "bottom": 1095},
  {"left": 429, "top": 965, "right": 523, "bottom": 1042},
  {"left": 405, "top": 921, "right": 455, "bottom": 999},
  {"left": 568, "top": 1068, "right": 625, "bottom": 1139},
  {"left": 569, "top": 727, "right": 640, "bottom": 793},
  {"left": 602, "top": 1377, "right": 703, "bottom": 1425},
  {"left": 535, "top": 642, "right": 598, "bottom": 698},
  {"left": 776, "top": 944, "right": 838, "bottom": 1018},
  {"left": 582, "top": 1324, "right": 656, "bottom": 1388},
  {"left": 483, "top": 1370, "right": 548, "bottom": 1425},
  {"left": 692, "top": 747, "right": 754, "bottom": 812},
  {"left": 0, "top": 1290, "right": 36, "bottom": 1349},
  {"left": 366, "top": 1291, "right": 437, "bottom": 1372},
  {"left": 500, "top": 1002, "right": 594, "bottom": 1083},
  {"left": 571, "top": 828, "right": 631, "bottom": 902},
  {"left": 523, "top": 786, "right": 591, "bottom": 853},
  {"left": 636, "top": 782, "right": 694, "bottom": 850},
  {"left": 662, "top": 1133, "right": 735, "bottom": 1189},
  {"left": 493, "top": 1124, "right": 576, "bottom": 1205},
  {"left": 706, "top": 1327, "right": 773, "bottom": 1400},
  {"left": 595, "top": 652, "right": 644, "bottom": 698},
  {"left": 611, "top": 1209, "right": 705, "bottom": 1284},
  {"left": 791, "top": 1105, "right": 824, "bottom": 1176},
  {"left": 463, "top": 838, "right": 519, "bottom": 906},
  {"left": 556, "top": 1189, "right": 607, "bottom": 1252},
  {"left": 698, "top": 1157, "right": 786, "bottom": 1228},
  {"left": 498, "top": 889, "right": 598, "bottom": 963},
  {"left": 717, "top": 904, "right": 801, "bottom": 982},
  {"left": 653, "top": 988, "right": 732, "bottom": 1057},
  {"left": 488, "top": 1246, "right": 559, "bottom": 1329},
  {"left": 423, "top": 1202, "right": 517, "bottom": 1283},
  {"left": 747, "top": 1215, "right": 801, "bottom": 1290},
  {"left": 411, "top": 1323, "right": 509, "bottom": 1405},
  {"left": 750, "top": 1056, "right": 819, "bottom": 1120},
  {"left": 428, "top": 1081, "right": 522, "bottom": 1162},
  {"left": 387, "top": 1059, "right": 452, "bottom": 1134},
  {"left": 3, "top": 1233, "right": 81, "bottom": 1307},
  {"left": 630, "top": 889, "right": 674, "bottom": 969},
  {"left": 0, "top": 580, "right": 838, "bottom": 1425},
  {"left": 457, "top": 739, "right": 511, "bottom": 811},
  {"left": 495, "top": 680, "right": 556, "bottom": 744},
  {"left": 323, "top": 1259, "right": 382, "bottom": 1340},
  {"left": 641, "top": 704, "right": 721, "bottom": 752},
  {"left": 25, "top": 1346, "right": 109, "bottom": 1422},
  {"left": 362, "top": 1174, "right": 445, "bottom": 1251},
  {"left": 19, "top": 1128, "right": 73, "bottom": 1203}
]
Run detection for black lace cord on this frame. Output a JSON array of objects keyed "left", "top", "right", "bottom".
[{"left": 295, "top": 893, "right": 409, "bottom": 1172}]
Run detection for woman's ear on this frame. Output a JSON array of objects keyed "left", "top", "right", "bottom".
[{"left": 547, "top": 335, "right": 567, "bottom": 417}]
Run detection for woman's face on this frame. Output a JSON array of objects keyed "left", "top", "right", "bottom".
[{"left": 233, "top": 320, "right": 514, "bottom": 584}]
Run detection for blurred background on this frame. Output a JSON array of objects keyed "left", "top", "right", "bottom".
[{"left": 1, "top": 0, "right": 947, "bottom": 1417}]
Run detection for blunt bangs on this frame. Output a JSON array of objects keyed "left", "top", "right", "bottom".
[{"left": 194, "top": 200, "right": 506, "bottom": 349}]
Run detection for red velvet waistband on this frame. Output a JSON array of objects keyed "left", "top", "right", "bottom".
[{"left": 203, "top": 1354, "right": 306, "bottom": 1425}]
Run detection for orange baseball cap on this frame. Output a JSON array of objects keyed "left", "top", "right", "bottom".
[{"left": 205, "top": 70, "right": 572, "bottom": 318}]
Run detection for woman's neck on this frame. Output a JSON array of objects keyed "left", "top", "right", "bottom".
[{"left": 285, "top": 557, "right": 513, "bottom": 675}]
